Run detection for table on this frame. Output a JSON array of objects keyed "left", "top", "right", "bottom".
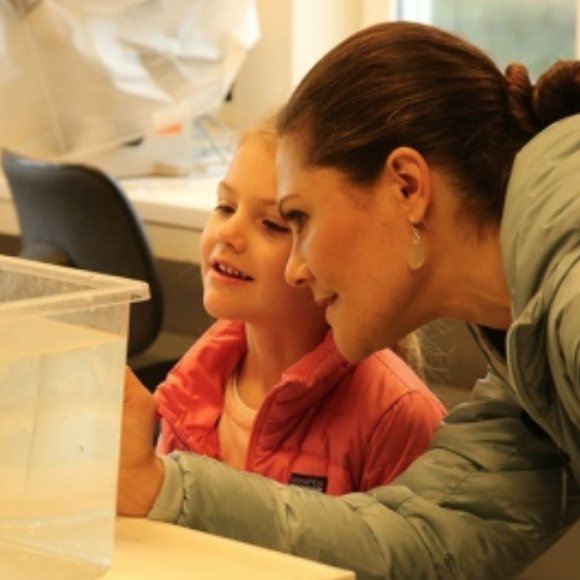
[{"left": 103, "top": 517, "right": 355, "bottom": 580}]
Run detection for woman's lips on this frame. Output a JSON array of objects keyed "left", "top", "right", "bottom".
[{"left": 315, "top": 295, "right": 337, "bottom": 309}]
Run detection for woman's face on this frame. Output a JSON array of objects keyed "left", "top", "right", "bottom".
[
  {"left": 277, "top": 134, "right": 419, "bottom": 361},
  {"left": 200, "top": 136, "right": 325, "bottom": 330}
]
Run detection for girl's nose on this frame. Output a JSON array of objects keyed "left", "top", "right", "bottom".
[{"left": 216, "top": 217, "right": 246, "bottom": 252}]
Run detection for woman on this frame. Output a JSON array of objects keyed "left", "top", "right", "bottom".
[{"left": 119, "top": 21, "right": 580, "bottom": 580}]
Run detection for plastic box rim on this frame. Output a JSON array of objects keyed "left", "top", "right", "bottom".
[{"left": 0, "top": 254, "right": 150, "bottom": 321}]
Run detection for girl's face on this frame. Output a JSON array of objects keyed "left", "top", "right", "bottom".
[
  {"left": 200, "top": 136, "right": 325, "bottom": 329},
  {"left": 276, "top": 134, "right": 420, "bottom": 362}
]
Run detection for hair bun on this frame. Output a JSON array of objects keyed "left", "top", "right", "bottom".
[
  {"left": 505, "top": 63, "right": 538, "bottom": 137},
  {"left": 506, "top": 60, "right": 580, "bottom": 136},
  {"left": 534, "top": 60, "right": 580, "bottom": 127}
]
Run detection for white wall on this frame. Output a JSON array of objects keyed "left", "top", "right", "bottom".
[
  {"left": 218, "top": 0, "right": 294, "bottom": 130},
  {"left": 219, "top": 0, "right": 392, "bottom": 130}
]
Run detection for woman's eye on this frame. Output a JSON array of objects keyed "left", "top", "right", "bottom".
[
  {"left": 284, "top": 210, "right": 307, "bottom": 232},
  {"left": 264, "top": 220, "right": 290, "bottom": 233}
]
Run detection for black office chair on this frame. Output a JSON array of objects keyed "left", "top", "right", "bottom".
[{"left": 1, "top": 148, "right": 177, "bottom": 390}]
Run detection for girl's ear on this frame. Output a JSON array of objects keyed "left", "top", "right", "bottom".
[{"left": 383, "top": 147, "right": 432, "bottom": 222}]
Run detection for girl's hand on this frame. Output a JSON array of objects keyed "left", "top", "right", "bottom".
[{"left": 117, "top": 367, "right": 165, "bottom": 516}]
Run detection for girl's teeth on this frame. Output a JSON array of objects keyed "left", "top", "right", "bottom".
[{"left": 218, "top": 263, "right": 248, "bottom": 280}]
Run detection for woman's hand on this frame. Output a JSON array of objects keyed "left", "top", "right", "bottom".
[{"left": 117, "top": 366, "right": 165, "bottom": 517}]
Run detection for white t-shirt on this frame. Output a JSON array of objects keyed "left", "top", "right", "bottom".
[{"left": 217, "top": 372, "right": 257, "bottom": 469}]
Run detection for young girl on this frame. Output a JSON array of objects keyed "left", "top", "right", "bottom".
[{"left": 150, "top": 117, "right": 446, "bottom": 494}]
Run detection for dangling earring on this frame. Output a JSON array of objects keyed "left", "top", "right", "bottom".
[{"left": 407, "top": 222, "right": 425, "bottom": 270}]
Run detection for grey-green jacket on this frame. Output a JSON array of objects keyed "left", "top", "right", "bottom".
[{"left": 148, "top": 115, "right": 580, "bottom": 580}]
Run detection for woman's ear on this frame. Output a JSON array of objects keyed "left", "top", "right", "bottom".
[{"left": 384, "top": 147, "right": 432, "bottom": 222}]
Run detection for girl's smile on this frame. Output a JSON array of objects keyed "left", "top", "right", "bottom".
[{"left": 210, "top": 259, "right": 254, "bottom": 282}]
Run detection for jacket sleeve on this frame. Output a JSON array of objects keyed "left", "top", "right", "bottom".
[
  {"left": 548, "top": 256, "right": 580, "bottom": 476},
  {"left": 361, "top": 390, "right": 446, "bottom": 490},
  {"left": 148, "top": 370, "right": 580, "bottom": 580}
]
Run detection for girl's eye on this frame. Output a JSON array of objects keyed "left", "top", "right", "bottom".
[
  {"left": 264, "top": 220, "right": 290, "bottom": 233},
  {"left": 215, "top": 203, "right": 234, "bottom": 215}
]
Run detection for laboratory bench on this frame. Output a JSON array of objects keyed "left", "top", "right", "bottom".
[{"left": 105, "top": 517, "right": 354, "bottom": 580}]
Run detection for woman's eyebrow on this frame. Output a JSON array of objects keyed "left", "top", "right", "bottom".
[{"left": 277, "top": 195, "right": 297, "bottom": 216}]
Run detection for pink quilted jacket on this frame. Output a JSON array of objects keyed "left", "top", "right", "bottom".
[{"left": 155, "top": 320, "right": 446, "bottom": 494}]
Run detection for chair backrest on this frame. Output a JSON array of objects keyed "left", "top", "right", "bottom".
[{"left": 1, "top": 148, "right": 164, "bottom": 357}]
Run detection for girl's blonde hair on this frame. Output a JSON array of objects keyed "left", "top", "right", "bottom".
[
  {"left": 234, "top": 110, "right": 278, "bottom": 149},
  {"left": 391, "top": 331, "right": 425, "bottom": 380}
]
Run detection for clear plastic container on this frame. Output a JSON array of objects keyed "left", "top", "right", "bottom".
[{"left": 0, "top": 255, "right": 149, "bottom": 580}]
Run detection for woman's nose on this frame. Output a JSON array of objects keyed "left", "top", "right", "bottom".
[{"left": 285, "top": 246, "right": 311, "bottom": 288}]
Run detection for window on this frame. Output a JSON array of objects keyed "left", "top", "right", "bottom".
[{"left": 395, "top": 0, "right": 577, "bottom": 80}]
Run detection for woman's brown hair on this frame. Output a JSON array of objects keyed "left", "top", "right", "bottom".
[{"left": 278, "top": 21, "right": 580, "bottom": 231}]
